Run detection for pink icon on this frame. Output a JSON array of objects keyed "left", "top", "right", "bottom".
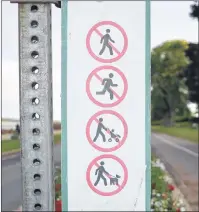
[{"left": 86, "top": 21, "right": 128, "bottom": 63}]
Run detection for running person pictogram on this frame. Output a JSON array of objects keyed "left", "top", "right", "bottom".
[
  {"left": 99, "top": 29, "right": 115, "bottom": 56},
  {"left": 96, "top": 73, "right": 118, "bottom": 100},
  {"left": 86, "top": 66, "right": 128, "bottom": 107}
]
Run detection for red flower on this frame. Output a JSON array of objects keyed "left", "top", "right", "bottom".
[
  {"left": 55, "top": 200, "right": 62, "bottom": 212},
  {"left": 176, "top": 208, "right": 181, "bottom": 212},
  {"left": 168, "top": 184, "right": 175, "bottom": 191}
]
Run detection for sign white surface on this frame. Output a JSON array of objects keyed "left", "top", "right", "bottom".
[{"left": 65, "top": 1, "right": 149, "bottom": 211}]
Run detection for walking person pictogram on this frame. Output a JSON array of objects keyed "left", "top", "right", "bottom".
[
  {"left": 96, "top": 73, "right": 118, "bottom": 100},
  {"left": 94, "top": 161, "right": 110, "bottom": 186},
  {"left": 99, "top": 29, "right": 115, "bottom": 56},
  {"left": 93, "top": 118, "right": 107, "bottom": 142}
]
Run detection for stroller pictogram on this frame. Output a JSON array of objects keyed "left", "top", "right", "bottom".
[{"left": 107, "top": 128, "right": 121, "bottom": 142}]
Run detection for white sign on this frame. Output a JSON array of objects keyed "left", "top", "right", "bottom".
[{"left": 62, "top": 1, "right": 151, "bottom": 211}]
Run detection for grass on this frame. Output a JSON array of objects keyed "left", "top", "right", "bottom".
[
  {"left": 152, "top": 125, "right": 198, "bottom": 143},
  {"left": 151, "top": 157, "right": 168, "bottom": 193},
  {"left": 1, "top": 134, "right": 61, "bottom": 153}
]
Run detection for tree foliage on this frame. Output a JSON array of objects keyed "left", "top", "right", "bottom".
[
  {"left": 151, "top": 40, "right": 189, "bottom": 125},
  {"left": 180, "top": 43, "right": 199, "bottom": 104},
  {"left": 190, "top": 2, "right": 199, "bottom": 20},
  {"left": 180, "top": 2, "right": 199, "bottom": 105}
]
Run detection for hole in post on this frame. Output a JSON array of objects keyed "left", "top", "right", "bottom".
[
  {"left": 31, "top": 51, "right": 39, "bottom": 59},
  {"left": 31, "top": 36, "right": 39, "bottom": 44},
  {"left": 34, "top": 203, "right": 42, "bottom": 211},
  {"left": 33, "top": 158, "right": 41, "bottom": 166},
  {"left": 32, "top": 113, "right": 40, "bottom": 120},
  {"left": 32, "top": 98, "right": 40, "bottom": 105},
  {"left": 33, "top": 174, "right": 41, "bottom": 181},
  {"left": 33, "top": 143, "right": 40, "bottom": 150},
  {"left": 32, "top": 67, "right": 39, "bottom": 74},
  {"left": 32, "top": 128, "right": 40, "bottom": 135},
  {"left": 34, "top": 189, "right": 41, "bottom": 196},
  {"left": 32, "top": 82, "right": 39, "bottom": 90},
  {"left": 31, "top": 5, "right": 38, "bottom": 12},
  {"left": 31, "top": 20, "right": 38, "bottom": 28}
]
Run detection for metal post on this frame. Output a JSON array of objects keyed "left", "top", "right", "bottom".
[{"left": 10, "top": 1, "right": 57, "bottom": 210}]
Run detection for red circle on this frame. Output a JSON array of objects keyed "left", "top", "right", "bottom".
[
  {"left": 86, "top": 110, "right": 128, "bottom": 152},
  {"left": 86, "top": 154, "right": 128, "bottom": 196},
  {"left": 86, "top": 65, "right": 128, "bottom": 108},
  {"left": 86, "top": 21, "right": 128, "bottom": 63}
]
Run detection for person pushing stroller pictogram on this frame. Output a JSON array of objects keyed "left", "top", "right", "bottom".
[
  {"left": 99, "top": 29, "right": 115, "bottom": 56},
  {"left": 93, "top": 118, "right": 121, "bottom": 143}
]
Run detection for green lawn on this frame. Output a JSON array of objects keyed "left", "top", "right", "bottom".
[
  {"left": 1, "top": 134, "right": 61, "bottom": 153},
  {"left": 152, "top": 125, "right": 198, "bottom": 143}
]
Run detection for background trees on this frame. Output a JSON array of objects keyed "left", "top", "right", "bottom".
[
  {"left": 181, "top": 2, "right": 199, "bottom": 106},
  {"left": 151, "top": 40, "right": 190, "bottom": 126}
]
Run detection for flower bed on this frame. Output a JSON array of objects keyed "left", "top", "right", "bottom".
[
  {"left": 55, "top": 158, "right": 186, "bottom": 211},
  {"left": 151, "top": 157, "right": 186, "bottom": 211}
]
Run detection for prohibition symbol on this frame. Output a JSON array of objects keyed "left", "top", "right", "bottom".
[
  {"left": 86, "top": 65, "right": 128, "bottom": 108},
  {"left": 86, "top": 154, "right": 128, "bottom": 196},
  {"left": 86, "top": 110, "right": 128, "bottom": 152},
  {"left": 86, "top": 21, "right": 128, "bottom": 63}
]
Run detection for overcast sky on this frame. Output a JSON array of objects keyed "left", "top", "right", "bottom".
[{"left": 1, "top": 1, "right": 198, "bottom": 121}]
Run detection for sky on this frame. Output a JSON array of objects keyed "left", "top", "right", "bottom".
[{"left": 1, "top": 1, "right": 198, "bottom": 121}]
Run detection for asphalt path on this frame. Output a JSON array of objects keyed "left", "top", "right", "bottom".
[
  {"left": 1, "top": 144, "right": 61, "bottom": 211},
  {"left": 152, "top": 133, "right": 198, "bottom": 211}
]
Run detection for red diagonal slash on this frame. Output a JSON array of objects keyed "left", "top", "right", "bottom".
[
  {"left": 94, "top": 162, "right": 121, "bottom": 187},
  {"left": 94, "top": 73, "right": 121, "bottom": 99},
  {"left": 94, "top": 29, "right": 121, "bottom": 55}
]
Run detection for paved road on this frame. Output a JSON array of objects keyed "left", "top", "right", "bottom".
[
  {"left": 152, "top": 133, "right": 198, "bottom": 211},
  {"left": 1, "top": 144, "right": 61, "bottom": 211}
]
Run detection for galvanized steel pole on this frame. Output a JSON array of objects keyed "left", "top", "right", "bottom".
[{"left": 10, "top": 1, "right": 60, "bottom": 210}]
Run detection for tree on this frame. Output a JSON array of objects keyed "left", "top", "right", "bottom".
[
  {"left": 181, "top": 43, "right": 199, "bottom": 104},
  {"left": 178, "top": 3, "right": 199, "bottom": 107},
  {"left": 190, "top": 2, "right": 199, "bottom": 20},
  {"left": 183, "top": 2, "right": 199, "bottom": 105},
  {"left": 151, "top": 40, "right": 189, "bottom": 126}
]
